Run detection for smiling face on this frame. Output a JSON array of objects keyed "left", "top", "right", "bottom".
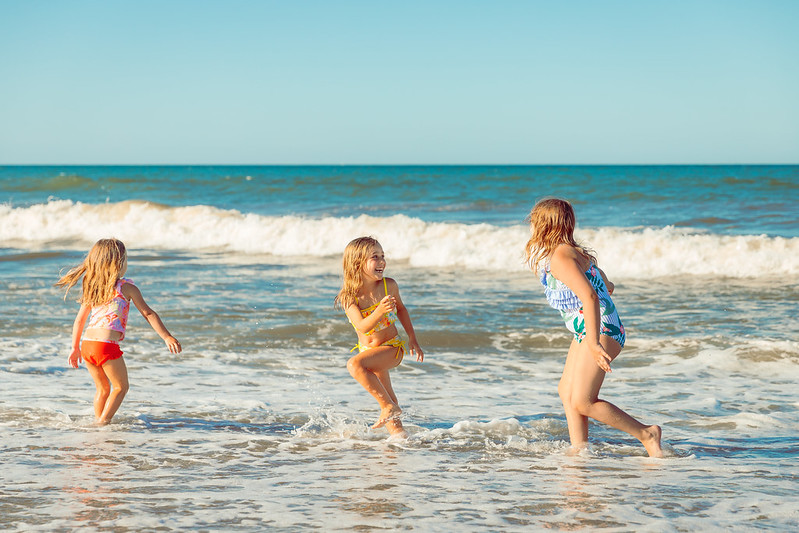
[
  {"left": 361, "top": 244, "right": 386, "bottom": 281},
  {"left": 336, "top": 237, "right": 385, "bottom": 309}
]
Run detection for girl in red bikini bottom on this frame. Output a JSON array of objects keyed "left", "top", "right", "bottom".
[{"left": 56, "top": 238, "right": 182, "bottom": 425}]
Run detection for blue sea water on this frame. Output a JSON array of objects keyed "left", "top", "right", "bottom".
[
  {"left": 3, "top": 164, "right": 798, "bottom": 234},
  {"left": 1, "top": 166, "right": 798, "bottom": 531}
]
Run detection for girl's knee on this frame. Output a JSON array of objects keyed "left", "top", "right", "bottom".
[
  {"left": 111, "top": 378, "right": 129, "bottom": 396},
  {"left": 573, "top": 398, "right": 595, "bottom": 416},
  {"left": 561, "top": 394, "right": 582, "bottom": 414},
  {"left": 346, "top": 357, "right": 362, "bottom": 376}
]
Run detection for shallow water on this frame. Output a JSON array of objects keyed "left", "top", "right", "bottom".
[{"left": 2, "top": 166, "right": 798, "bottom": 530}]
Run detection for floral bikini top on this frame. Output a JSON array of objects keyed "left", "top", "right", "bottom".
[
  {"left": 351, "top": 278, "right": 398, "bottom": 336},
  {"left": 86, "top": 278, "right": 133, "bottom": 341}
]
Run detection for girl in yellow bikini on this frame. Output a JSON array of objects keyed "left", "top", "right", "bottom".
[{"left": 335, "top": 236, "right": 424, "bottom": 436}]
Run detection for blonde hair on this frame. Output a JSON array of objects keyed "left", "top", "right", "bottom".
[
  {"left": 55, "top": 238, "right": 127, "bottom": 306},
  {"left": 524, "top": 198, "right": 596, "bottom": 272},
  {"left": 334, "top": 236, "right": 381, "bottom": 309}
]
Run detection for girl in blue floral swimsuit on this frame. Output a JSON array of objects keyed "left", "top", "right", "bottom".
[
  {"left": 541, "top": 262, "right": 626, "bottom": 348},
  {"left": 525, "top": 198, "right": 663, "bottom": 457}
]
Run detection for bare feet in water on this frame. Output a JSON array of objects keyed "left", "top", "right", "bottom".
[
  {"left": 385, "top": 417, "right": 407, "bottom": 438},
  {"left": 641, "top": 425, "right": 663, "bottom": 458},
  {"left": 565, "top": 442, "right": 589, "bottom": 456},
  {"left": 372, "top": 404, "right": 402, "bottom": 429}
]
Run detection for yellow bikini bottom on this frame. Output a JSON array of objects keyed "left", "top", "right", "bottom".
[{"left": 351, "top": 335, "right": 405, "bottom": 360}]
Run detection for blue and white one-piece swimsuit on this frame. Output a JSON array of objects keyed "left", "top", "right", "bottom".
[{"left": 540, "top": 263, "right": 626, "bottom": 347}]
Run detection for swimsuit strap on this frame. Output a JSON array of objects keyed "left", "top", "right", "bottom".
[{"left": 355, "top": 278, "right": 388, "bottom": 308}]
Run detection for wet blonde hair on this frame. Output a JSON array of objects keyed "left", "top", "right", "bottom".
[
  {"left": 334, "top": 236, "right": 381, "bottom": 309},
  {"left": 524, "top": 198, "right": 596, "bottom": 272},
  {"left": 55, "top": 238, "right": 127, "bottom": 306}
]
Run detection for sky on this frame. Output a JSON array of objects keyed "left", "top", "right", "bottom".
[{"left": 1, "top": 0, "right": 797, "bottom": 165}]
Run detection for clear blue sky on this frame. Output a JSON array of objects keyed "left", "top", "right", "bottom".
[{"left": 1, "top": 0, "right": 797, "bottom": 164}]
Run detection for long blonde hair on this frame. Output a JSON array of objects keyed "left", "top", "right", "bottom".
[
  {"left": 523, "top": 198, "right": 596, "bottom": 272},
  {"left": 55, "top": 238, "right": 127, "bottom": 306},
  {"left": 334, "top": 236, "right": 380, "bottom": 309}
]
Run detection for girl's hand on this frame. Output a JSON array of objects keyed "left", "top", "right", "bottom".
[
  {"left": 408, "top": 340, "right": 424, "bottom": 362},
  {"left": 589, "top": 342, "right": 612, "bottom": 373},
  {"left": 165, "top": 336, "right": 182, "bottom": 354},
  {"left": 408, "top": 337, "right": 424, "bottom": 363},
  {"left": 375, "top": 295, "right": 396, "bottom": 315},
  {"left": 68, "top": 348, "right": 82, "bottom": 368}
]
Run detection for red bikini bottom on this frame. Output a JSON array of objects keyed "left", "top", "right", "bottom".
[{"left": 81, "top": 340, "right": 123, "bottom": 367}]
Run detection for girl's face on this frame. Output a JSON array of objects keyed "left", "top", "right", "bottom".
[
  {"left": 361, "top": 245, "right": 386, "bottom": 281},
  {"left": 120, "top": 256, "right": 128, "bottom": 277}
]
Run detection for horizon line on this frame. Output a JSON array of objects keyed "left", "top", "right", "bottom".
[{"left": 2, "top": 162, "right": 797, "bottom": 167}]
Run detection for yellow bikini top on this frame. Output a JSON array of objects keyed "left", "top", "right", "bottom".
[{"left": 351, "top": 278, "right": 398, "bottom": 336}]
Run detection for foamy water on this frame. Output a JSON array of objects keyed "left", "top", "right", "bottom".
[
  {"left": 2, "top": 166, "right": 798, "bottom": 530},
  {"left": 3, "top": 328, "right": 798, "bottom": 530},
  {"left": 3, "top": 200, "right": 798, "bottom": 277},
  {"left": 3, "top": 246, "right": 798, "bottom": 530}
]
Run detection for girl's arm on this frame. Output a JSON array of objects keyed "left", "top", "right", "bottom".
[
  {"left": 550, "top": 245, "right": 612, "bottom": 373},
  {"left": 389, "top": 279, "right": 424, "bottom": 362},
  {"left": 68, "top": 304, "right": 91, "bottom": 368},
  {"left": 345, "top": 294, "right": 396, "bottom": 335},
  {"left": 122, "top": 283, "right": 182, "bottom": 354}
]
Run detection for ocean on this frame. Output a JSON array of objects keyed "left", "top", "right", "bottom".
[{"left": 1, "top": 165, "right": 797, "bottom": 531}]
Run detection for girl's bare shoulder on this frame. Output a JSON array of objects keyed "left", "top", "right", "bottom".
[
  {"left": 384, "top": 277, "right": 400, "bottom": 292},
  {"left": 551, "top": 243, "right": 580, "bottom": 262},
  {"left": 550, "top": 244, "right": 589, "bottom": 272},
  {"left": 120, "top": 279, "right": 141, "bottom": 299}
]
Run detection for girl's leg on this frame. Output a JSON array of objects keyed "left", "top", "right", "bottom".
[
  {"left": 347, "top": 346, "right": 402, "bottom": 428},
  {"left": 375, "top": 368, "right": 406, "bottom": 436},
  {"left": 375, "top": 368, "right": 398, "bottom": 405},
  {"left": 568, "top": 336, "right": 663, "bottom": 457},
  {"left": 558, "top": 340, "right": 589, "bottom": 449},
  {"left": 84, "top": 361, "right": 111, "bottom": 419},
  {"left": 96, "top": 357, "right": 129, "bottom": 425}
]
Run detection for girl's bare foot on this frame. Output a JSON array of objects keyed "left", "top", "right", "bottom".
[
  {"left": 372, "top": 404, "right": 402, "bottom": 429},
  {"left": 641, "top": 425, "right": 663, "bottom": 458},
  {"left": 387, "top": 423, "right": 408, "bottom": 438},
  {"left": 565, "top": 442, "right": 589, "bottom": 456},
  {"left": 385, "top": 417, "right": 406, "bottom": 437}
]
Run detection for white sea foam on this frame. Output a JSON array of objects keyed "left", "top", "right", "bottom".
[{"left": 2, "top": 200, "right": 798, "bottom": 278}]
